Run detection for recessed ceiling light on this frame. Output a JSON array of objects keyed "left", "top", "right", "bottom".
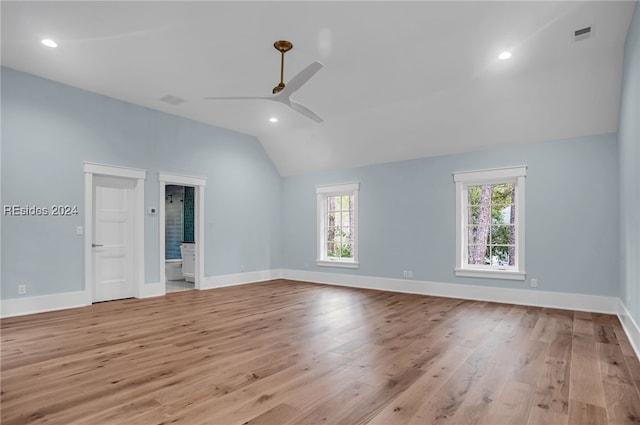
[
  {"left": 498, "top": 51, "right": 512, "bottom": 60},
  {"left": 269, "top": 117, "right": 278, "bottom": 123},
  {"left": 41, "top": 39, "right": 58, "bottom": 48}
]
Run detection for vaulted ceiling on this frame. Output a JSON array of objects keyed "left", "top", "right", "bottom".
[{"left": 2, "top": 1, "right": 635, "bottom": 175}]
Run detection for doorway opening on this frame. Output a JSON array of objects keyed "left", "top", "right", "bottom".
[
  {"left": 164, "top": 184, "right": 195, "bottom": 293},
  {"left": 159, "top": 173, "right": 206, "bottom": 294}
]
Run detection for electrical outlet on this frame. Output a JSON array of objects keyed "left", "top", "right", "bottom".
[
  {"left": 18, "top": 284, "right": 26, "bottom": 295},
  {"left": 531, "top": 278, "right": 538, "bottom": 288},
  {"left": 403, "top": 270, "right": 414, "bottom": 279},
  {"left": 76, "top": 226, "right": 84, "bottom": 235}
]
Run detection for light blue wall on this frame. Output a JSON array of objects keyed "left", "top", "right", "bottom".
[
  {"left": 619, "top": 4, "right": 640, "bottom": 325},
  {"left": 0, "top": 60, "right": 628, "bottom": 303},
  {"left": 283, "top": 133, "right": 619, "bottom": 297},
  {"left": 1, "top": 67, "right": 282, "bottom": 298}
]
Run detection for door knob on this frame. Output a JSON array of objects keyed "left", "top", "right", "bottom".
[{"left": 92, "top": 243, "right": 104, "bottom": 247}]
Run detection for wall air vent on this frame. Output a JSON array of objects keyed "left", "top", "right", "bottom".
[
  {"left": 159, "top": 95, "right": 185, "bottom": 105},
  {"left": 574, "top": 26, "right": 593, "bottom": 42}
]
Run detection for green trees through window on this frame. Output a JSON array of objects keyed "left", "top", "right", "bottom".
[
  {"left": 326, "top": 194, "right": 354, "bottom": 259},
  {"left": 467, "top": 183, "right": 515, "bottom": 266}
]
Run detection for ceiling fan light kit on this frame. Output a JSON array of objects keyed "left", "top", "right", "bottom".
[{"left": 205, "top": 40, "right": 323, "bottom": 122}]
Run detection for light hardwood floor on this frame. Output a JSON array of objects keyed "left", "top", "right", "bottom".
[{"left": 1, "top": 279, "right": 639, "bottom": 425}]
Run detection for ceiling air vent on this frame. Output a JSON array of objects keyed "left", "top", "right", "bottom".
[
  {"left": 159, "top": 95, "right": 185, "bottom": 105},
  {"left": 574, "top": 26, "right": 593, "bottom": 42}
]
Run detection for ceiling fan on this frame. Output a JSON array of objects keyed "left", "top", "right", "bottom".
[{"left": 205, "top": 40, "right": 324, "bottom": 123}]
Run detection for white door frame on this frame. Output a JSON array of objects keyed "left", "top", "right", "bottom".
[
  {"left": 84, "top": 162, "right": 146, "bottom": 301},
  {"left": 158, "top": 173, "right": 206, "bottom": 290}
]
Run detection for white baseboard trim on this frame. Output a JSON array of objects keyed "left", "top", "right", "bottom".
[
  {"left": 201, "top": 269, "right": 283, "bottom": 290},
  {"left": 1, "top": 281, "right": 167, "bottom": 318},
  {"left": 617, "top": 299, "right": 640, "bottom": 360},
  {"left": 281, "top": 269, "right": 620, "bottom": 314},
  {"left": 1, "top": 291, "right": 91, "bottom": 318},
  {"left": 138, "top": 282, "right": 166, "bottom": 298},
  {"left": 0, "top": 270, "right": 285, "bottom": 318}
]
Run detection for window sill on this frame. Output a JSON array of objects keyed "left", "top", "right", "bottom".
[
  {"left": 316, "top": 259, "right": 360, "bottom": 269},
  {"left": 455, "top": 268, "right": 526, "bottom": 281}
]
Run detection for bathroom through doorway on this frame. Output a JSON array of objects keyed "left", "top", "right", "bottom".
[
  {"left": 158, "top": 173, "right": 206, "bottom": 295},
  {"left": 164, "top": 184, "right": 195, "bottom": 293}
]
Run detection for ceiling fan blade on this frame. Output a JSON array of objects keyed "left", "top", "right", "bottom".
[
  {"left": 280, "top": 61, "right": 323, "bottom": 96},
  {"left": 203, "top": 45, "right": 323, "bottom": 123},
  {"left": 289, "top": 99, "right": 323, "bottom": 123},
  {"left": 204, "top": 96, "right": 270, "bottom": 100}
]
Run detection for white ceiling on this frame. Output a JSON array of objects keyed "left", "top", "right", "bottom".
[{"left": 2, "top": 1, "right": 635, "bottom": 176}]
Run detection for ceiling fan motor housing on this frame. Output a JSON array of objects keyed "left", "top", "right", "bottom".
[{"left": 273, "top": 83, "right": 286, "bottom": 94}]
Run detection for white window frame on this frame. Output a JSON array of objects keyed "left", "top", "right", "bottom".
[
  {"left": 454, "top": 166, "right": 526, "bottom": 280},
  {"left": 316, "top": 182, "right": 359, "bottom": 269}
]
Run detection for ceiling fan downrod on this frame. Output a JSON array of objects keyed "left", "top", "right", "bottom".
[{"left": 273, "top": 40, "right": 293, "bottom": 94}]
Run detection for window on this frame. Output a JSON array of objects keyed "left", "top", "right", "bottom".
[
  {"left": 316, "top": 183, "right": 359, "bottom": 268},
  {"left": 454, "top": 166, "right": 526, "bottom": 280}
]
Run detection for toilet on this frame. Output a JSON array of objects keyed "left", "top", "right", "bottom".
[{"left": 165, "top": 259, "right": 183, "bottom": 281}]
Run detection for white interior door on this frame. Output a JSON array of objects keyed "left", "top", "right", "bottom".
[{"left": 92, "top": 175, "right": 135, "bottom": 302}]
